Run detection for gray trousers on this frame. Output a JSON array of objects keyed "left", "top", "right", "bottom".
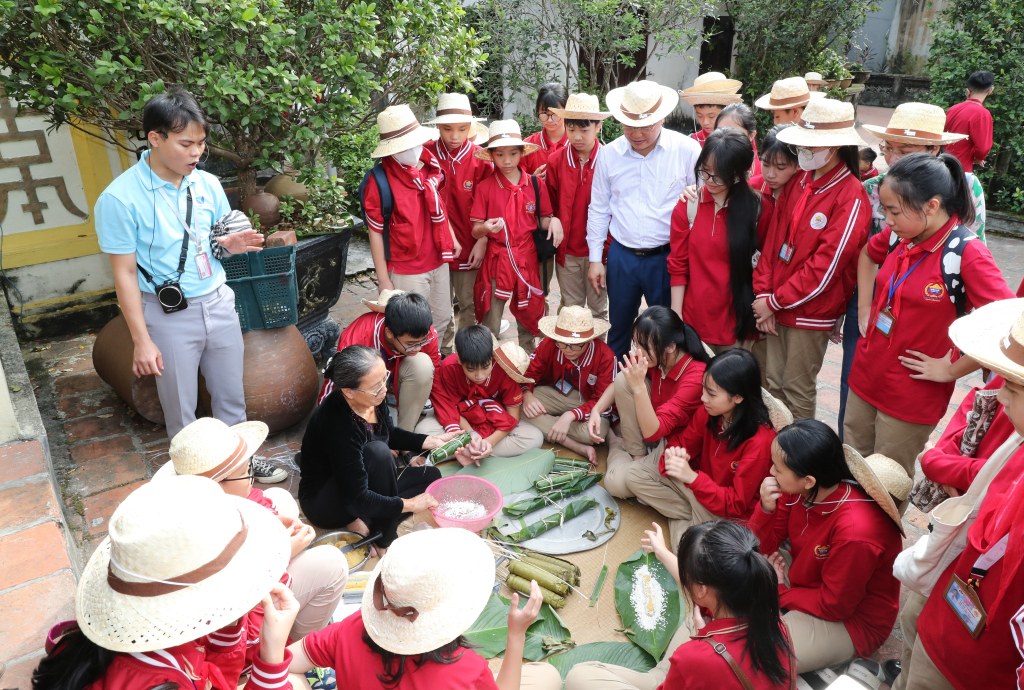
[{"left": 142, "top": 283, "right": 246, "bottom": 438}]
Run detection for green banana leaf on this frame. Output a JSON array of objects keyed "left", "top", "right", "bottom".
[
  {"left": 505, "top": 498, "right": 598, "bottom": 543},
  {"left": 546, "top": 642, "right": 656, "bottom": 679},
  {"left": 463, "top": 593, "right": 513, "bottom": 658},
  {"left": 522, "top": 602, "right": 573, "bottom": 662},
  {"left": 613, "top": 548, "right": 682, "bottom": 661},
  {"left": 436, "top": 449, "right": 555, "bottom": 495},
  {"left": 502, "top": 473, "right": 604, "bottom": 519}
]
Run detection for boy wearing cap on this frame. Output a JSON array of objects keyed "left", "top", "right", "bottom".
[
  {"left": 679, "top": 72, "right": 744, "bottom": 146},
  {"left": 755, "top": 76, "right": 813, "bottom": 125},
  {"left": 945, "top": 70, "right": 995, "bottom": 173}
]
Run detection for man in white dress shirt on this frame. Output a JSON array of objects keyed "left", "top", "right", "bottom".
[{"left": 586, "top": 80, "right": 701, "bottom": 360}]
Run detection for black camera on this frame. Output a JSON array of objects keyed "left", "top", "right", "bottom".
[{"left": 155, "top": 280, "right": 188, "bottom": 313}]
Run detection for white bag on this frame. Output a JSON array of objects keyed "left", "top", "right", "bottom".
[{"left": 893, "top": 432, "right": 1023, "bottom": 597}]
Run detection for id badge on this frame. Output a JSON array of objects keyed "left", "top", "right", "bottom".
[
  {"left": 196, "top": 251, "right": 213, "bottom": 280},
  {"left": 555, "top": 377, "right": 574, "bottom": 396},
  {"left": 944, "top": 574, "right": 987, "bottom": 638},
  {"left": 874, "top": 306, "right": 895, "bottom": 338},
  {"left": 778, "top": 243, "right": 794, "bottom": 264}
]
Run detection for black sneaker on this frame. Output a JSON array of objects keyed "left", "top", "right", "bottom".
[{"left": 252, "top": 456, "right": 288, "bottom": 484}]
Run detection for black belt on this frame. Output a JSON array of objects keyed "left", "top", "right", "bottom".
[{"left": 620, "top": 242, "right": 670, "bottom": 258}]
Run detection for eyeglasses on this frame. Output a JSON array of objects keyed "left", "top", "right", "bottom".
[
  {"left": 622, "top": 123, "right": 657, "bottom": 132},
  {"left": 555, "top": 341, "right": 587, "bottom": 352},
  {"left": 398, "top": 332, "right": 436, "bottom": 353},
  {"left": 220, "top": 460, "right": 255, "bottom": 483},
  {"left": 353, "top": 369, "right": 391, "bottom": 396},
  {"left": 697, "top": 169, "right": 727, "bottom": 186},
  {"left": 538, "top": 111, "right": 561, "bottom": 122}
]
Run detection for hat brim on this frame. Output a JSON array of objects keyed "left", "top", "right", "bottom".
[
  {"left": 950, "top": 298, "right": 1024, "bottom": 386},
  {"left": 606, "top": 84, "right": 680, "bottom": 127},
  {"left": 75, "top": 493, "right": 291, "bottom": 652},
  {"left": 776, "top": 123, "right": 867, "bottom": 148},
  {"left": 424, "top": 114, "right": 487, "bottom": 124},
  {"left": 761, "top": 389, "right": 794, "bottom": 432},
  {"left": 754, "top": 92, "right": 811, "bottom": 110},
  {"left": 843, "top": 446, "right": 905, "bottom": 537},
  {"left": 361, "top": 298, "right": 387, "bottom": 313},
  {"left": 371, "top": 126, "right": 441, "bottom": 159},
  {"left": 470, "top": 122, "right": 491, "bottom": 145},
  {"left": 862, "top": 124, "right": 969, "bottom": 146},
  {"left": 474, "top": 141, "right": 541, "bottom": 161},
  {"left": 493, "top": 344, "right": 535, "bottom": 384},
  {"left": 538, "top": 315, "right": 611, "bottom": 344},
  {"left": 680, "top": 92, "right": 744, "bottom": 107},
  {"left": 547, "top": 108, "right": 613, "bottom": 120},
  {"left": 153, "top": 421, "right": 269, "bottom": 480},
  {"left": 683, "top": 80, "right": 743, "bottom": 94}
]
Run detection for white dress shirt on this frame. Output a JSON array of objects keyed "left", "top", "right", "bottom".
[{"left": 586, "top": 128, "right": 701, "bottom": 262}]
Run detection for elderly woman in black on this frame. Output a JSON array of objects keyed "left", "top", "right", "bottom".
[{"left": 299, "top": 345, "right": 460, "bottom": 554}]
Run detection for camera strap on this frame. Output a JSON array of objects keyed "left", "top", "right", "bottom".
[{"left": 138, "top": 188, "right": 193, "bottom": 286}]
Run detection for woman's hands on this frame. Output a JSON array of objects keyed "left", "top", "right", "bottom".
[
  {"left": 587, "top": 412, "right": 606, "bottom": 445},
  {"left": 403, "top": 493, "right": 439, "bottom": 514},
  {"left": 663, "top": 446, "right": 698, "bottom": 485},
  {"left": 547, "top": 217, "right": 564, "bottom": 248},
  {"left": 507, "top": 579, "right": 544, "bottom": 638},
  {"left": 278, "top": 516, "right": 315, "bottom": 559},
  {"left": 752, "top": 298, "right": 776, "bottom": 335},
  {"left": 422, "top": 431, "right": 462, "bottom": 450},
  {"left": 900, "top": 349, "right": 956, "bottom": 382},
  {"left": 767, "top": 552, "right": 788, "bottom": 585},
  {"left": 619, "top": 349, "right": 650, "bottom": 394},
  {"left": 522, "top": 391, "right": 547, "bottom": 419},
  {"left": 259, "top": 583, "right": 301, "bottom": 664},
  {"left": 641, "top": 522, "right": 672, "bottom": 565},
  {"left": 760, "top": 476, "right": 782, "bottom": 513}
]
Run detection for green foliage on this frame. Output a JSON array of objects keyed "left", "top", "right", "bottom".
[
  {"left": 927, "top": 0, "right": 1024, "bottom": 215},
  {"left": 320, "top": 124, "right": 379, "bottom": 217},
  {"left": 546, "top": 641, "right": 656, "bottom": 678},
  {"left": 437, "top": 448, "right": 555, "bottom": 495},
  {"left": 464, "top": 594, "right": 573, "bottom": 662},
  {"left": 813, "top": 48, "right": 853, "bottom": 81}
]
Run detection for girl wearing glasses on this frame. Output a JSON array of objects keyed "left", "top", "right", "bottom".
[{"left": 521, "top": 83, "right": 569, "bottom": 180}]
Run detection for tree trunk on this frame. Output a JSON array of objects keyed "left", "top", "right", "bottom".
[{"left": 237, "top": 166, "right": 257, "bottom": 205}]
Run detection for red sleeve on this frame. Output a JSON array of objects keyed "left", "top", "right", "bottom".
[
  {"left": 670, "top": 406, "right": 707, "bottom": 469},
  {"left": 536, "top": 176, "right": 554, "bottom": 217},
  {"left": 423, "top": 327, "right": 442, "bottom": 367},
  {"left": 970, "top": 108, "right": 994, "bottom": 162},
  {"left": 779, "top": 538, "right": 889, "bottom": 622},
  {"left": 920, "top": 387, "right": 979, "bottom": 492},
  {"left": 754, "top": 208, "right": 782, "bottom": 297},
  {"left": 300, "top": 620, "right": 345, "bottom": 670},
  {"left": 645, "top": 363, "right": 704, "bottom": 442},
  {"left": 430, "top": 364, "right": 464, "bottom": 433},
  {"left": 498, "top": 369, "right": 524, "bottom": 408},
  {"left": 962, "top": 239, "right": 1015, "bottom": 308},
  {"left": 572, "top": 344, "right": 616, "bottom": 421},
  {"left": 687, "top": 427, "right": 775, "bottom": 519},
  {"left": 667, "top": 200, "right": 690, "bottom": 287},
  {"left": 470, "top": 179, "right": 489, "bottom": 223},
  {"left": 362, "top": 174, "right": 385, "bottom": 233},
  {"left": 749, "top": 500, "right": 792, "bottom": 556},
  {"left": 202, "top": 621, "right": 248, "bottom": 682},
  {"left": 242, "top": 649, "right": 294, "bottom": 690},
  {"left": 866, "top": 228, "right": 892, "bottom": 265},
  {"left": 524, "top": 340, "right": 553, "bottom": 392}
]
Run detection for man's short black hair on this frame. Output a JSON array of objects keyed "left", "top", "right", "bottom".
[
  {"left": 143, "top": 88, "right": 210, "bottom": 138},
  {"left": 564, "top": 118, "right": 602, "bottom": 129},
  {"left": 383, "top": 292, "right": 432, "bottom": 339},
  {"left": 455, "top": 325, "right": 494, "bottom": 367},
  {"left": 859, "top": 147, "right": 877, "bottom": 164},
  {"left": 967, "top": 71, "right": 995, "bottom": 94}
]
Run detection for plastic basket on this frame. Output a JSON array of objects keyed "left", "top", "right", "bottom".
[
  {"left": 427, "top": 475, "right": 503, "bottom": 532},
  {"left": 222, "top": 246, "right": 298, "bottom": 332}
]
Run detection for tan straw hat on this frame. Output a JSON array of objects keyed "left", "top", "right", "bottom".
[
  {"left": 154, "top": 417, "right": 269, "bottom": 481},
  {"left": 606, "top": 80, "right": 680, "bottom": 127},
  {"left": 863, "top": 102, "right": 969, "bottom": 146},
  {"left": 538, "top": 305, "right": 611, "bottom": 344},
  {"left": 473, "top": 120, "right": 540, "bottom": 161},
  {"left": 361, "top": 288, "right": 406, "bottom": 313},
  {"left": 548, "top": 93, "right": 612, "bottom": 120},
  {"left": 75, "top": 475, "right": 290, "bottom": 652},
  {"left": 843, "top": 446, "right": 912, "bottom": 536},
  {"left": 680, "top": 91, "right": 743, "bottom": 107},
  {"left": 761, "top": 389, "right": 794, "bottom": 432},
  {"left": 775, "top": 99, "right": 868, "bottom": 147},
  {"left": 425, "top": 93, "right": 485, "bottom": 125},
  {"left": 804, "top": 72, "right": 827, "bottom": 86},
  {"left": 493, "top": 340, "right": 535, "bottom": 384},
  {"left": 362, "top": 528, "right": 494, "bottom": 655},
  {"left": 754, "top": 77, "right": 812, "bottom": 111},
  {"left": 949, "top": 298, "right": 1024, "bottom": 386},
  {"left": 370, "top": 105, "right": 441, "bottom": 159},
  {"left": 469, "top": 121, "right": 491, "bottom": 145},
  {"left": 679, "top": 72, "right": 744, "bottom": 107}
]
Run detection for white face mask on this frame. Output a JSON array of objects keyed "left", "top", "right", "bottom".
[
  {"left": 392, "top": 145, "right": 422, "bottom": 167},
  {"left": 797, "top": 146, "right": 836, "bottom": 171}
]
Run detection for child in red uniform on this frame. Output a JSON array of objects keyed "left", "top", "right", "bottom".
[
  {"left": 416, "top": 325, "right": 544, "bottom": 459},
  {"left": 754, "top": 77, "right": 813, "bottom": 125},
  {"left": 944, "top": 70, "right": 995, "bottom": 173},
  {"left": 522, "top": 306, "right": 614, "bottom": 464},
  {"left": 471, "top": 120, "right": 563, "bottom": 353},
  {"left": 716, "top": 102, "right": 762, "bottom": 179},
  {"left": 859, "top": 147, "right": 878, "bottom": 181},
  {"left": 750, "top": 124, "right": 801, "bottom": 204},
  {"left": 679, "top": 72, "right": 743, "bottom": 147},
  {"left": 521, "top": 83, "right": 569, "bottom": 178},
  {"left": 751, "top": 420, "right": 907, "bottom": 672},
  {"left": 753, "top": 99, "right": 871, "bottom": 421},
  {"left": 845, "top": 153, "right": 1012, "bottom": 485}
]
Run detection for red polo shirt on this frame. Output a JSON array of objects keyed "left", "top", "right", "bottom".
[
  {"left": 848, "top": 219, "right": 1012, "bottom": 425},
  {"left": 645, "top": 354, "right": 707, "bottom": 446},
  {"left": 859, "top": 165, "right": 879, "bottom": 182},
  {"left": 469, "top": 168, "right": 553, "bottom": 246},
  {"left": 522, "top": 129, "right": 568, "bottom": 174},
  {"left": 425, "top": 139, "right": 493, "bottom": 270},
  {"left": 430, "top": 353, "right": 524, "bottom": 436},
  {"left": 945, "top": 98, "right": 994, "bottom": 173},
  {"left": 690, "top": 129, "right": 710, "bottom": 146},
  {"left": 524, "top": 336, "right": 615, "bottom": 421},
  {"left": 545, "top": 142, "right": 601, "bottom": 262}
]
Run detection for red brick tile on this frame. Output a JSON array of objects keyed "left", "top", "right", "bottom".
[
  {"left": 55, "top": 394, "right": 123, "bottom": 417},
  {"left": 0, "top": 441, "right": 47, "bottom": 485},
  {"left": 133, "top": 421, "right": 167, "bottom": 445},
  {"left": 53, "top": 371, "right": 105, "bottom": 397},
  {"left": 64, "top": 452, "right": 147, "bottom": 498},
  {"left": 69, "top": 436, "right": 134, "bottom": 463},
  {"left": 1, "top": 653, "right": 45, "bottom": 690},
  {"left": 904, "top": 507, "right": 930, "bottom": 533},
  {"left": 0, "top": 479, "right": 60, "bottom": 532},
  {"left": 0, "top": 572, "right": 76, "bottom": 660},
  {"left": 0, "top": 522, "right": 71, "bottom": 590},
  {"left": 64, "top": 413, "right": 127, "bottom": 443},
  {"left": 81, "top": 480, "right": 147, "bottom": 536}
]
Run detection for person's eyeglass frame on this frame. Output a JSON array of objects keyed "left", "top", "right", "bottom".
[
  {"left": 697, "top": 168, "right": 727, "bottom": 186},
  {"left": 396, "top": 332, "right": 436, "bottom": 353},
  {"left": 353, "top": 369, "right": 391, "bottom": 397},
  {"left": 219, "top": 459, "right": 256, "bottom": 484},
  {"left": 555, "top": 340, "right": 588, "bottom": 353},
  {"left": 538, "top": 110, "right": 561, "bottom": 122}
]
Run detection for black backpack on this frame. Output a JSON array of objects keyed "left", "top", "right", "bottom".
[
  {"left": 358, "top": 163, "right": 394, "bottom": 261},
  {"left": 529, "top": 175, "right": 557, "bottom": 295}
]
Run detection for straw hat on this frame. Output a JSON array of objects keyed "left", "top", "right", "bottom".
[
  {"left": 606, "top": 80, "right": 680, "bottom": 127},
  {"left": 75, "top": 475, "right": 290, "bottom": 652},
  {"left": 775, "top": 99, "right": 868, "bottom": 148},
  {"left": 754, "top": 77, "right": 812, "bottom": 111},
  {"left": 804, "top": 72, "right": 827, "bottom": 86},
  {"left": 679, "top": 72, "right": 744, "bottom": 107},
  {"left": 843, "top": 446, "right": 912, "bottom": 536},
  {"left": 863, "top": 102, "right": 969, "bottom": 146},
  {"left": 469, "top": 121, "right": 490, "bottom": 145},
  {"left": 362, "top": 528, "right": 494, "bottom": 655},
  {"left": 370, "top": 105, "right": 440, "bottom": 159},
  {"left": 548, "top": 93, "right": 612, "bottom": 120},
  {"left": 680, "top": 90, "right": 743, "bottom": 107},
  {"left": 361, "top": 288, "right": 406, "bottom": 313},
  {"left": 473, "top": 120, "right": 540, "bottom": 161},
  {"left": 949, "top": 298, "right": 1024, "bottom": 386},
  {"left": 154, "top": 417, "right": 269, "bottom": 481},
  {"left": 538, "top": 305, "right": 611, "bottom": 344},
  {"left": 761, "top": 389, "right": 794, "bottom": 432},
  {"left": 425, "top": 93, "right": 485, "bottom": 125},
  {"left": 493, "top": 340, "right": 535, "bottom": 384}
]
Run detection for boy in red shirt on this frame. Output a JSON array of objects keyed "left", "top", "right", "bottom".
[
  {"left": 754, "top": 77, "right": 813, "bottom": 125},
  {"left": 678, "top": 71, "right": 743, "bottom": 146},
  {"left": 945, "top": 70, "right": 995, "bottom": 173}
]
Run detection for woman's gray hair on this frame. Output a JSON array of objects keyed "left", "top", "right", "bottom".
[{"left": 323, "top": 344, "right": 383, "bottom": 390}]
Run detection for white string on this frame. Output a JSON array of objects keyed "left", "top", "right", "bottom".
[
  {"left": 501, "top": 218, "right": 544, "bottom": 296},
  {"left": 108, "top": 553, "right": 204, "bottom": 589}
]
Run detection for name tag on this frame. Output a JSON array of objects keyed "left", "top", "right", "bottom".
[
  {"left": 944, "top": 574, "right": 987, "bottom": 638},
  {"left": 779, "top": 243, "right": 794, "bottom": 264},
  {"left": 555, "top": 377, "right": 574, "bottom": 396},
  {"left": 196, "top": 250, "right": 213, "bottom": 280},
  {"left": 874, "top": 307, "right": 895, "bottom": 337}
]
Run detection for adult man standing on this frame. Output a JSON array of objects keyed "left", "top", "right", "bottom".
[
  {"left": 945, "top": 70, "right": 995, "bottom": 173},
  {"left": 586, "top": 80, "right": 700, "bottom": 360}
]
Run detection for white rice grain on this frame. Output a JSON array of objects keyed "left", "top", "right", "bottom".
[
  {"left": 438, "top": 500, "right": 488, "bottom": 520},
  {"left": 630, "top": 564, "right": 666, "bottom": 631}
]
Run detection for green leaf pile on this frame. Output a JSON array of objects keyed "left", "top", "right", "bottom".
[
  {"left": 437, "top": 449, "right": 555, "bottom": 495},
  {"left": 463, "top": 593, "right": 573, "bottom": 661},
  {"left": 613, "top": 549, "right": 682, "bottom": 661},
  {"left": 546, "top": 642, "right": 656, "bottom": 679}
]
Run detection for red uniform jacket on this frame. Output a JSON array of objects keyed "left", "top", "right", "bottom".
[
  {"left": 545, "top": 142, "right": 602, "bottom": 265},
  {"left": 646, "top": 354, "right": 707, "bottom": 447},
  {"left": 945, "top": 98, "right": 994, "bottom": 173},
  {"left": 425, "top": 139, "right": 493, "bottom": 271},
  {"left": 317, "top": 312, "right": 442, "bottom": 405},
  {"left": 690, "top": 129, "right": 710, "bottom": 146},
  {"left": 753, "top": 165, "right": 870, "bottom": 330},
  {"left": 749, "top": 483, "right": 903, "bottom": 658},
  {"left": 430, "top": 353, "right": 524, "bottom": 436},
  {"left": 522, "top": 129, "right": 568, "bottom": 174},
  {"left": 524, "top": 337, "right": 615, "bottom": 421},
  {"left": 859, "top": 165, "right": 879, "bottom": 182}
]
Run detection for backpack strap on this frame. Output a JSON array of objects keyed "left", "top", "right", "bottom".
[
  {"left": 530, "top": 174, "right": 542, "bottom": 226},
  {"left": 941, "top": 223, "right": 975, "bottom": 318},
  {"left": 704, "top": 639, "right": 757, "bottom": 690},
  {"left": 687, "top": 195, "right": 698, "bottom": 227},
  {"left": 358, "top": 163, "right": 394, "bottom": 262}
]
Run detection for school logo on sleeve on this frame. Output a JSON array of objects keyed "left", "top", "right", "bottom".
[
  {"left": 814, "top": 544, "right": 831, "bottom": 559},
  {"left": 810, "top": 212, "right": 828, "bottom": 230},
  {"left": 587, "top": 374, "right": 597, "bottom": 386},
  {"left": 526, "top": 201, "right": 536, "bottom": 213},
  {"left": 463, "top": 180, "right": 474, "bottom": 191},
  {"left": 924, "top": 282, "right": 946, "bottom": 302},
  {"left": 730, "top": 459, "right": 740, "bottom": 472}
]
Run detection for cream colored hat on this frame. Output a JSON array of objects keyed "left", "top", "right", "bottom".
[
  {"left": 538, "top": 305, "right": 611, "bottom": 344},
  {"left": 606, "top": 80, "right": 680, "bottom": 127},
  {"left": 548, "top": 93, "right": 612, "bottom": 120},
  {"left": 493, "top": 340, "right": 535, "bottom": 384},
  {"left": 775, "top": 99, "right": 868, "bottom": 147},
  {"left": 863, "top": 102, "right": 970, "bottom": 146},
  {"left": 949, "top": 298, "right": 1024, "bottom": 386},
  {"left": 371, "top": 105, "right": 441, "bottom": 159},
  {"left": 362, "top": 528, "right": 494, "bottom": 655},
  {"left": 686, "top": 71, "right": 744, "bottom": 94},
  {"left": 361, "top": 288, "right": 406, "bottom": 313},
  {"left": 804, "top": 72, "right": 827, "bottom": 86},
  {"left": 754, "top": 77, "right": 812, "bottom": 111},
  {"left": 75, "top": 475, "right": 290, "bottom": 652},
  {"left": 843, "top": 446, "right": 912, "bottom": 536},
  {"left": 425, "top": 93, "right": 485, "bottom": 125},
  {"left": 155, "top": 417, "right": 269, "bottom": 481},
  {"left": 473, "top": 120, "right": 540, "bottom": 161},
  {"left": 762, "top": 389, "right": 794, "bottom": 432},
  {"left": 470, "top": 121, "right": 491, "bottom": 145},
  {"left": 680, "top": 91, "right": 744, "bottom": 107}
]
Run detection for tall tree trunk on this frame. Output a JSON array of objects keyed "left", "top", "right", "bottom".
[{"left": 237, "top": 166, "right": 257, "bottom": 205}]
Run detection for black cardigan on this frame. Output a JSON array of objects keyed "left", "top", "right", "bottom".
[{"left": 298, "top": 391, "right": 427, "bottom": 518}]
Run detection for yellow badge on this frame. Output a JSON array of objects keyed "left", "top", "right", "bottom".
[{"left": 810, "top": 212, "right": 828, "bottom": 230}]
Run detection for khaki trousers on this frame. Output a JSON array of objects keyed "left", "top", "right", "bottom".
[
  {"left": 765, "top": 325, "right": 830, "bottom": 420},
  {"left": 394, "top": 351, "right": 435, "bottom": 432},
  {"left": 524, "top": 385, "right": 609, "bottom": 445},
  {"left": 494, "top": 662, "right": 564, "bottom": 690},
  {"left": 481, "top": 279, "right": 537, "bottom": 353},
  {"left": 783, "top": 610, "right": 857, "bottom": 673},
  {"left": 707, "top": 339, "right": 768, "bottom": 388},
  {"left": 904, "top": 636, "right": 956, "bottom": 690},
  {"left": 564, "top": 622, "right": 695, "bottom": 690},
  {"left": 286, "top": 544, "right": 348, "bottom": 641},
  {"left": 389, "top": 264, "right": 452, "bottom": 346},
  {"left": 614, "top": 374, "right": 653, "bottom": 458},
  {"left": 441, "top": 269, "right": 479, "bottom": 356},
  {"left": 891, "top": 591, "right": 927, "bottom": 690},
  {"left": 556, "top": 255, "right": 609, "bottom": 323},
  {"left": 415, "top": 411, "right": 544, "bottom": 457}
]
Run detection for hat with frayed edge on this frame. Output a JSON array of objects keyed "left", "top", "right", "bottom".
[
  {"left": 606, "top": 80, "right": 680, "bottom": 127},
  {"left": 680, "top": 91, "right": 744, "bottom": 107},
  {"left": 843, "top": 446, "right": 912, "bottom": 536},
  {"left": 371, "top": 105, "right": 440, "bottom": 159},
  {"left": 949, "top": 298, "right": 1024, "bottom": 386},
  {"left": 493, "top": 340, "right": 535, "bottom": 384},
  {"left": 361, "top": 289, "right": 406, "bottom": 313},
  {"left": 863, "top": 102, "right": 969, "bottom": 146},
  {"left": 473, "top": 120, "right": 540, "bottom": 161},
  {"left": 154, "top": 418, "right": 268, "bottom": 481},
  {"left": 762, "top": 389, "right": 794, "bottom": 432},
  {"left": 775, "top": 99, "right": 868, "bottom": 148},
  {"left": 754, "top": 77, "right": 812, "bottom": 111},
  {"left": 538, "top": 305, "right": 611, "bottom": 344},
  {"left": 469, "top": 121, "right": 491, "bottom": 145},
  {"left": 548, "top": 93, "right": 612, "bottom": 120},
  {"left": 425, "top": 93, "right": 486, "bottom": 125}
]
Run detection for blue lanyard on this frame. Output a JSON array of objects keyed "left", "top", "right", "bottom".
[{"left": 886, "top": 250, "right": 929, "bottom": 306}]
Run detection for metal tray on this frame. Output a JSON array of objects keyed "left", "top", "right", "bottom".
[{"left": 498, "top": 485, "right": 619, "bottom": 555}]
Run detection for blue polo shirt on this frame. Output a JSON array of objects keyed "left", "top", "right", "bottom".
[{"left": 95, "top": 151, "right": 231, "bottom": 298}]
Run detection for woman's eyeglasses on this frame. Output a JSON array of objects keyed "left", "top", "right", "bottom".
[
  {"left": 354, "top": 370, "right": 391, "bottom": 396},
  {"left": 697, "top": 169, "right": 727, "bottom": 186}
]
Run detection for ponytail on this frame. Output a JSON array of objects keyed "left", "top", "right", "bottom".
[
  {"left": 940, "top": 153, "right": 975, "bottom": 227},
  {"left": 32, "top": 629, "right": 115, "bottom": 690},
  {"left": 631, "top": 306, "right": 710, "bottom": 368},
  {"left": 882, "top": 152, "right": 976, "bottom": 228}
]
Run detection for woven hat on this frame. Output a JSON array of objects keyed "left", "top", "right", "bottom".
[
  {"left": 679, "top": 72, "right": 744, "bottom": 107},
  {"left": 493, "top": 340, "right": 535, "bottom": 384},
  {"left": 473, "top": 120, "right": 540, "bottom": 161},
  {"left": 361, "top": 288, "right": 406, "bottom": 313},
  {"left": 949, "top": 298, "right": 1024, "bottom": 386},
  {"left": 863, "top": 102, "right": 969, "bottom": 146},
  {"left": 470, "top": 121, "right": 491, "bottom": 145},
  {"left": 75, "top": 475, "right": 290, "bottom": 652},
  {"left": 775, "top": 99, "right": 868, "bottom": 147},
  {"left": 761, "top": 389, "right": 794, "bottom": 432},
  {"left": 362, "top": 528, "right": 494, "bottom": 655},
  {"left": 548, "top": 93, "right": 612, "bottom": 120},
  {"left": 425, "top": 93, "right": 485, "bottom": 125},
  {"left": 606, "top": 80, "right": 680, "bottom": 127},
  {"left": 154, "top": 417, "right": 269, "bottom": 481},
  {"left": 843, "top": 446, "right": 912, "bottom": 536},
  {"left": 804, "top": 72, "right": 827, "bottom": 86},
  {"left": 754, "top": 77, "right": 812, "bottom": 111},
  {"left": 680, "top": 91, "right": 743, "bottom": 107},
  {"left": 538, "top": 305, "right": 611, "bottom": 344},
  {"left": 371, "top": 105, "right": 441, "bottom": 159}
]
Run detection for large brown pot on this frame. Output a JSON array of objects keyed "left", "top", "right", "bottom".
[
  {"left": 241, "top": 191, "right": 281, "bottom": 229},
  {"left": 264, "top": 173, "right": 309, "bottom": 203},
  {"left": 92, "top": 315, "right": 166, "bottom": 424}
]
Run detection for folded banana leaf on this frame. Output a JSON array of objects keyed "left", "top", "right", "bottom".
[
  {"left": 503, "top": 474, "right": 604, "bottom": 519},
  {"left": 533, "top": 469, "right": 588, "bottom": 491},
  {"left": 505, "top": 498, "right": 598, "bottom": 543}
]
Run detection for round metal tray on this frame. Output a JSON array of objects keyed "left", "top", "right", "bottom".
[
  {"left": 499, "top": 485, "right": 619, "bottom": 555},
  {"left": 308, "top": 530, "right": 371, "bottom": 572}
]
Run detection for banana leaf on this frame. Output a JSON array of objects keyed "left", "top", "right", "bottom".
[
  {"left": 464, "top": 593, "right": 515, "bottom": 658},
  {"left": 505, "top": 498, "right": 598, "bottom": 543},
  {"left": 613, "top": 548, "right": 682, "bottom": 661},
  {"left": 521, "top": 601, "right": 573, "bottom": 662},
  {"left": 439, "top": 449, "right": 556, "bottom": 495},
  {"left": 502, "top": 473, "right": 604, "bottom": 518},
  {"left": 546, "top": 642, "right": 656, "bottom": 679}
]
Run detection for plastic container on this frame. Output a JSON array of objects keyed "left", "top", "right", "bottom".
[
  {"left": 427, "top": 475, "right": 503, "bottom": 532},
  {"left": 222, "top": 245, "right": 298, "bottom": 332}
]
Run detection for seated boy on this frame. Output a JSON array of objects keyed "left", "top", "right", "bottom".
[
  {"left": 318, "top": 290, "right": 440, "bottom": 431},
  {"left": 471, "top": 120, "right": 563, "bottom": 354},
  {"left": 522, "top": 306, "right": 614, "bottom": 464},
  {"left": 416, "top": 325, "right": 544, "bottom": 460}
]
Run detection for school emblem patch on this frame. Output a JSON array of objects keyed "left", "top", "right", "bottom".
[
  {"left": 526, "top": 201, "right": 536, "bottom": 213},
  {"left": 463, "top": 180, "right": 474, "bottom": 191},
  {"left": 814, "top": 544, "right": 831, "bottom": 559},
  {"left": 587, "top": 374, "right": 597, "bottom": 385},
  {"left": 924, "top": 282, "right": 945, "bottom": 302},
  {"left": 730, "top": 459, "right": 740, "bottom": 472},
  {"left": 810, "top": 212, "right": 828, "bottom": 230}
]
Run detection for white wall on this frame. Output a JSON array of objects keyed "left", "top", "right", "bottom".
[{"left": 7, "top": 253, "right": 115, "bottom": 307}]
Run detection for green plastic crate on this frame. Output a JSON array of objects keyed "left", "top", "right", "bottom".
[{"left": 222, "top": 246, "right": 298, "bottom": 332}]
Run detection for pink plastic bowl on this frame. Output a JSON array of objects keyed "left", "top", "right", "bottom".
[{"left": 427, "top": 475, "right": 503, "bottom": 531}]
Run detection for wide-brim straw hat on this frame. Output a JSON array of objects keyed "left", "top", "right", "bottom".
[
  {"left": 538, "top": 305, "right": 611, "bottom": 344},
  {"left": 687, "top": 71, "right": 744, "bottom": 94},
  {"left": 949, "top": 298, "right": 1024, "bottom": 386},
  {"left": 470, "top": 121, "right": 490, "bottom": 145},
  {"left": 804, "top": 72, "right": 827, "bottom": 86},
  {"left": 473, "top": 120, "right": 540, "bottom": 161},
  {"left": 606, "top": 80, "right": 680, "bottom": 127},
  {"left": 680, "top": 91, "right": 744, "bottom": 107},
  {"left": 775, "top": 99, "right": 868, "bottom": 148},
  {"left": 362, "top": 528, "right": 494, "bottom": 655},
  {"left": 843, "top": 446, "right": 912, "bottom": 536},
  {"left": 493, "top": 340, "right": 535, "bottom": 384},
  {"left": 548, "top": 93, "right": 612, "bottom": 120},
  {"left": 863, "top": 102, "right": 969, "bottom": 146},
  {"left": 361, "top": 288, "right": 406, "bottom": 313},
  {"left": 154, "top": 418, "right": 269, "bottom": 481},
  {"left": 75, "top": 475, "right": 290, "bottom": 652},
  {"left": 754, "top": 77, "right": 812, "bottom": 111},
  {"left": 371, "top": 105, "right": 441, "bottom": 159},
  {"left": 761, "top": 389, "right": 794, "bottom": 432},
  {"left": 425, "top": 93, "right": 486, "bottom": 125}
]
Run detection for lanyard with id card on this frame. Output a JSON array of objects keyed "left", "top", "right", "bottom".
[
  {"left": 943, "top": 533, "right": 1008, "bottom": 638},
  {"left": 875, "top": 251, "right": 928, "bottom": 338},
  {"left": 158, "top": 187, "right": 213, "bottom": 280}
]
